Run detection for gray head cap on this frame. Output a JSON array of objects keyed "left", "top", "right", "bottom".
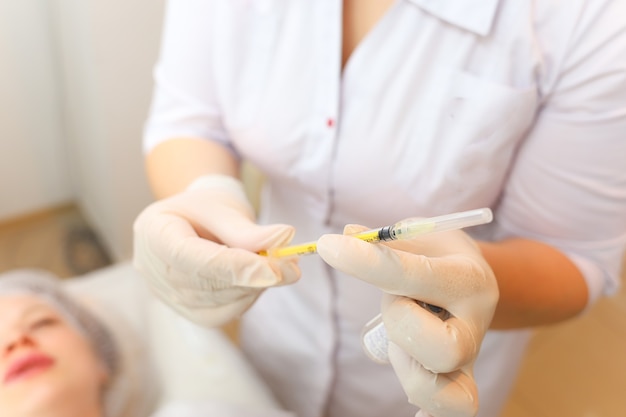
[{"left": 0, "top": 269, "right": 119, "bottom": 379}]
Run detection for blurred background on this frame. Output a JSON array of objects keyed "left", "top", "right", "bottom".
[
  {"left": 0, "top": 1, "right": 624, "bottom": 416},
  {"left": 0, "top": 0, "right": 162, "bottom": 262}
]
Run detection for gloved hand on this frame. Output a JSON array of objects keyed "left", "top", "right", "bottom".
[
  {"left": 133, "top": 174, "right": 300, "bottom": 328},
  {"left": 317, "top": 224, "right": 499, "bottom": 417}
]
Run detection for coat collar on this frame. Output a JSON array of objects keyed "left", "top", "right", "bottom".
[{"left": 406, "top": 0, "right": 501, "bottom": 36}]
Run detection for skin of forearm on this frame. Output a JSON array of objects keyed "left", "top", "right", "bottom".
[
  {"left": 479, "top": 238, "right": 589, "bottom": 329},
  {"left": 145, "top": 138, "right": 240, "bottom": 199}
]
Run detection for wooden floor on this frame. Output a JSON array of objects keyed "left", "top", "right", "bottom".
[
  {"left": 0, "top": 204, "right": 112, "bottom": 278},
  {"left": 0, "top": 205, "right": 624, "bottom": 416}
]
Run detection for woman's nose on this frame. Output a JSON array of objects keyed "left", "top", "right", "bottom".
[{"left": 2, "top": 332, "right": 35, "bottom": 356}]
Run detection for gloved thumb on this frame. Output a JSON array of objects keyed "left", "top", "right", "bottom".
[{"left": 343, "top": 224, "right": 370, "bottom": 235}]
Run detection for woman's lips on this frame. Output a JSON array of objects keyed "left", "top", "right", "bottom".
[{"left": 3, "top": 352, "right": 55, "bottom": 385}]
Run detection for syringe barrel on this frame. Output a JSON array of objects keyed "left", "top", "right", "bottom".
[{"left": 391, "top": 208, "right": 493, "bottom": 240}]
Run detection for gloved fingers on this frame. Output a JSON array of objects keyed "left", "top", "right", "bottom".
[
  {"left": 138, "top": 212, "right": 299, "bottom": 288},
  {"left": 168, "top": 186, "right": 296, "bottom": 252},
  {"left": 388, "top": 343, "right": 479, "bottom": 417},
  {"left": 209, "top": 219, "right": 296, "bottom": 253},
  {"left": 150, "top": 272, "right": 261, "bottom": 308},
  {"left": 194, "top": 243, "right": 300, "bottom": 288},
  {"left": 382, "top": 294, "right": 477, "bottom": 372},
  {"left": 342, "top": 223, "right": 371, "bottom": 235},
  {"left": 271, "top": 255, "right": 302, "bottom": 286},
  {"left": 152, "top": 282, "right": 262, "bottom": 328},
  {"left": 317, "top": 232, "right": 432, "bottom": 295},
  {"left": 383, "top": 250, "right": 497, "bottom": 329},
  {"left": 317, "top": 231, "right": 402, "bottom": 283},
  {"left": 193, "top": 245, "right": 302, "bottom": 288},
  {"left": 342, "top": 223, "right": 481, "bottom": 258},
  {"left": 132, "top": 175, "right": 299, "bottom": 328},
  {"left": 317, "top": 232, "right": 495, "bottom": 315},
  {"left": 144, "top": 250, "right": 267, "bottom": 328},
  {"left": 133, "top": 208, "right": 199, "bottom": 282}
]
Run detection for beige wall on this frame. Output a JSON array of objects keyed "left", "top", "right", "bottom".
[
  {"left": 0, "top": 0, "right": 73, "bottom": 220},
  {"left": 52, "top": 0, "right": 165, "bottom": 261},
  {"left": 0, "top": 0, "right": 165, "bottom": 261}
]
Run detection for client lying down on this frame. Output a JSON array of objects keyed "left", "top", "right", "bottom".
[{"left": 0, "top": 268, "right": 294, "bottom": 417}]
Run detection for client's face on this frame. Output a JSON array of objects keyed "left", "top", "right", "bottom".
[{"left": 0, "top": 295, "right": 108, "bottom": 417}]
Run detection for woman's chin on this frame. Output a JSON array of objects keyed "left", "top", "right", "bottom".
[{"left": 5, "top": 375, "right": 91, "bottom": 416}]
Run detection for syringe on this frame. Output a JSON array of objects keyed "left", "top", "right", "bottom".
[{"left": 260, "top": 208, "right": 493, "bottom": 258}]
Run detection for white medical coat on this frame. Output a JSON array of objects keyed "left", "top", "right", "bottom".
[{"left": 144, "top": 1, "right": 626, "bottom": 416}]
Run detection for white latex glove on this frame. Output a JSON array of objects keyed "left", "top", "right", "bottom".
[
  {"left": 317, "top": 224, "right": 499, "bottom": 417},
  {"left": 133, "top": 175, "right": 300, "bottom": 327}
]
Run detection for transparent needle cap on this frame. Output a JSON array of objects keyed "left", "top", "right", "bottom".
[
  {"left": 361, "top": 314, "right": 389, "bottom": 364},
  {"left": 386, "top": 208, "right": 493, "bottom": 240}
]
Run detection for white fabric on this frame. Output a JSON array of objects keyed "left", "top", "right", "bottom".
[
  {"left": 65, "top": 263, "right": 290, "bottom": 417},
  {"left": 144, "top": 1, "right": 626, "bottom": 416},
  {"left": 151, "top": 401, "right": 295, "bottom": 417},
  {"left": 148, "top": 301, "right": 290, "bottom": 412}
]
